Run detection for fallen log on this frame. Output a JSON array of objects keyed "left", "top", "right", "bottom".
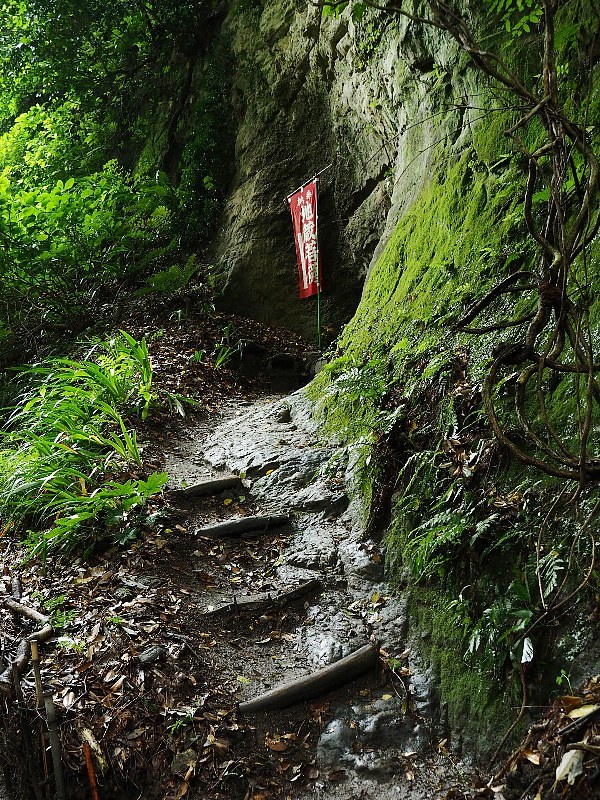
[
  {"left": 0, "top": 599, "right": 53, "bottom": 694},
  {"left": 238, "top": 642, "right": 379, "bottom": 713},
  {"left": 3, "top": 599, "right": 53, "bottom": 641},
  {"left": 196, "top": 515, "right": 291, "bottom": 539},
  {"left": 203, "top": 579, "right": 322, "bottom": 618},
  {"left": 169, "top": 476, "right": 242, "bottom": 500}
]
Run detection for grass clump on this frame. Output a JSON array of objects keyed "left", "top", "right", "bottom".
[{"left": 0, "top": 331, "right": 168, "bottom": 559}]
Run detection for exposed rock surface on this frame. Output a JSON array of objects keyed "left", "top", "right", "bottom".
[
  {"left": 214, "top": 1, "right": 479, "bottom": 337},
  {"left": 197, "top": 393, "right": 446, "bottom": 793}
]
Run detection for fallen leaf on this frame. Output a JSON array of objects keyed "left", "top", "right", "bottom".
[
  {"left": 107, "top": 675, "right": 126, "bottom": 693},
  {"left": 556, "top": 749, "right": 584, "bottom": 784},
  {"left": 558, "top": 696, "right": 583, "bottom": 713},
  {"left": 171, "top": 749, "right": 198, "bottom": 777},
  {"left": 567, "top": 703, "right": 600, "bottom": 719},
  {"left": 523, "top": 749, "right": 540, "bottom": 765},
  {"left": 265, "top": 736, "right": 288, "bottom": 752}
]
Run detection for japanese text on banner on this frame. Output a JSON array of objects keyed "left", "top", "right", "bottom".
[{"left": 288, "top": 180, "right": 320, "bottom": 299}]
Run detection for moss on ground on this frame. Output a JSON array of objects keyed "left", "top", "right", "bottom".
[{"left": 408, "top": 586, "right": 520, "bottom": 755}]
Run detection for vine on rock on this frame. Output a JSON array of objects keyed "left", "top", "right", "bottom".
[{"left": 314, "top": 0, "right": 599, "bottom": 484}]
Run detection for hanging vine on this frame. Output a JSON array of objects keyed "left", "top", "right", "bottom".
[{"left": 314, "top": 0, "right": 599, "bottom": 484}]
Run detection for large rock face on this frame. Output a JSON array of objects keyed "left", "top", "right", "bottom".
[{"left": 213, "top": 1, "right": 478, "bottom": 339}]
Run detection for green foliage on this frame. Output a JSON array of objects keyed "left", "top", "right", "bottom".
[
  {"left": 0, "top": 0, "right": 232, "bottom": 344},
  {"left": 353, "top": 8, "right": 388, "bottom": 70},
  {"left": 487, "top": 0, "right": 543, "bottom": 36},
  {"left": 408, "top": 586, "right": 520, "bottom": 754},
  {"left": 0, "top": 0, "right": 219, "bottom": 126},
  {"left": 139, "top": 255, "right": 200, "bottom": 296},
  {"left": 323, "top": 0, "right": 543, "bottom": 37},
  {"left": 56, "top": 637, "right": 87, "bottom": 653},
  {"left": 0, "top": 332, "right": 168, "bottom": 557},
  {"left": 31, "top": 592, "right": 76, "bottom": 629},
  {"left": 308, "top": 353, "right": 389, "bottom": 441},
  {"left": 457, "top": 577, "right": 535, "bottom": 677},
  {"left": 213, "top": 343, "right": 236, "bottom": 370},
  {"left": 96, "top": 330, "right": 154, "bottom": 419},
  {"left": 174, "top": 48, "right": 234, "bottom": 247},
  {"left": 0, "top": 154, "right": 178, "bottom": 333},
  {"left": 556, "top": 669, "right": 573, "bottom": 693},
  {"left": 321, "top": 1, "right": 368, "bottom": 22}
]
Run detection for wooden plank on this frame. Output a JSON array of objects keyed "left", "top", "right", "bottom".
[
  {"left": 203, "top": 579, "right": 322, "bottom": 618},
  {"left": 170, "top": 476, "right": 242, "bottom": 500},
  {"left": 238, "top": 643, "right": 379, "bottom": 712},
  {"left": 196, "top": 515, "right": 291, "bottom": 539}
]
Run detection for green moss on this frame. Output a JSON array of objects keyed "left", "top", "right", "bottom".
[
  {"left": 309, "top": 140, "right": 530, "bottom": 459},
  {"left": 339, "top": 151, "right": 526, "bottom": 360},
  {"left": 472, "top": 109, "right": 516, "bottom": 166},
  {"left": 408, "top": 587, "right": 520, "bottom": 754},
  {"left": 306, "top": 352, "right": 390, "bottom": 521}
]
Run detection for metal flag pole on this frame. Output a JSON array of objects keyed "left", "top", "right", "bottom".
[
  {"left": 314, "top": 175, "right": 323, "bottom": 352},
  {"left": 284, "top": 163, "right": 333, "bottom": 205}
]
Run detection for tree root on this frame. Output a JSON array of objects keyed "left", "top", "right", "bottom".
[{"left": 0, "top": 598, "right": 53, "bottom": 695}]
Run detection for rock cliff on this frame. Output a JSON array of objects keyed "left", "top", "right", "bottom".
[{"left": 214, "top": 0, "right": 480, "bottom": 339}]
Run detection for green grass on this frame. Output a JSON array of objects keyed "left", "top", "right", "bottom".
[{"left": 0, "top": 331, "right": 168, "bottom": 558}]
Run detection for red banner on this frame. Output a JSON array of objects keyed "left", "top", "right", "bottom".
[{"left": 288, "top": 180, "right": 320, "bottom": 299}]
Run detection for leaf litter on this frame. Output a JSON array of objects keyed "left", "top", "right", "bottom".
[
  {"left": 0, "top": 306, "right": 326, "bottom": 800},
  {"left": 4, "top": 303, "right": 600, "bottom": 800}
]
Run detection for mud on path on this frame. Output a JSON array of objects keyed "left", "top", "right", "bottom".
[{"left": 1, "top": 393, "right": 475, "bottom": 800}]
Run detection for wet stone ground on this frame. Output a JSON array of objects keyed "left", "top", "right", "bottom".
[{"left": 161, "top": 392, "right": 469, "bottom": 799}]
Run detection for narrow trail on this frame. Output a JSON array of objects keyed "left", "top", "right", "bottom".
[
  {"left": 155, "top": 391, "right": 471, "bottom": 799},
  {"left": 1, "top": 391, "right": 474, "bottom": 800}
]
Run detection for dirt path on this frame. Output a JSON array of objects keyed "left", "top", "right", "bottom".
[
  {"left": 1, "top": 392, "right": 474, "bottom": 800},
  {"left": 156, "top": 392, "right": 473, "bottom": 800}
]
